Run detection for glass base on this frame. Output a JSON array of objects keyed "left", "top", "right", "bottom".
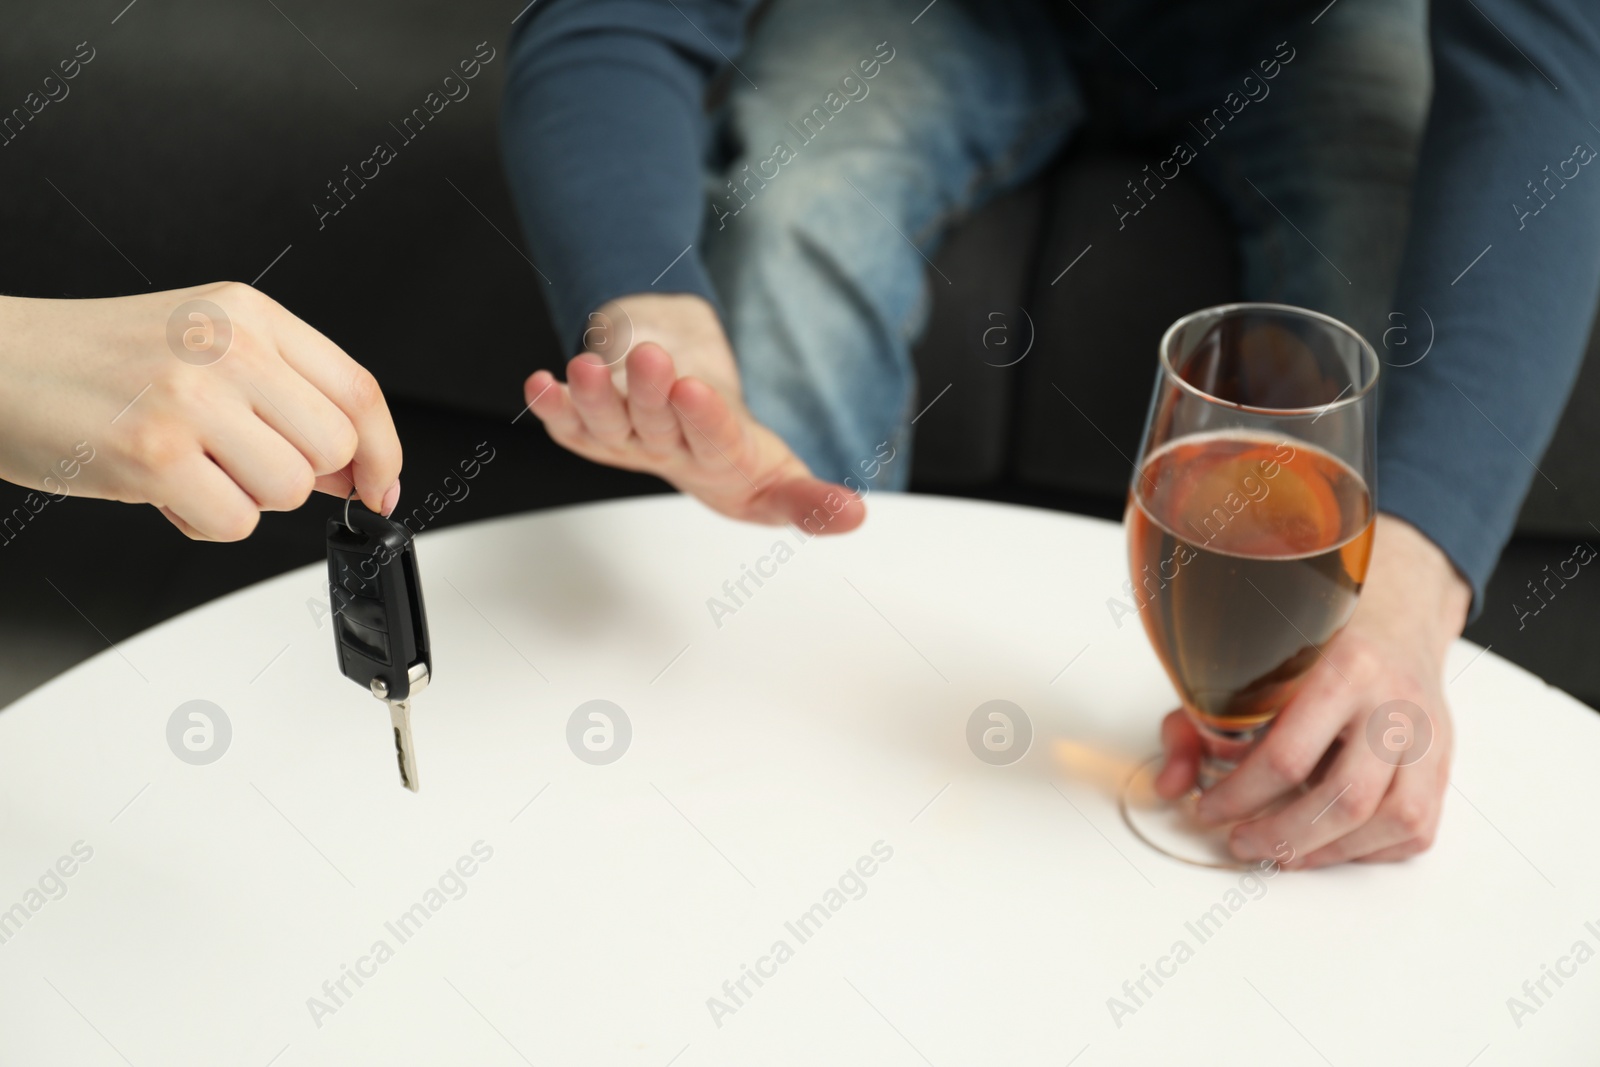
[{"left": 1119, "top": 753, "right": 1304, "bottom": 870}]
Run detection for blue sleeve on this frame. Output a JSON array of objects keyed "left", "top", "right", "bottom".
[
  {"left": 1377, "top": 0, "right": 1600, "bottom": 614},
  {"left": 500, "top": 0, "right": 758, "bottom": 356}
]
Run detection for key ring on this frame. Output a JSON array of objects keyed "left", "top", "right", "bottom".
[{"left": 344, "top": 487, "right": 357, "bottom": 532}]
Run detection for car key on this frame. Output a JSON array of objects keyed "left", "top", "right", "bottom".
[{"left": 326, "top": 493, "right": 432, "bottom": 792}]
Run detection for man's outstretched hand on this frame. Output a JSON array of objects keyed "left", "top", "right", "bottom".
[
  {"left": 524, "top": 294, "right": 864, "bottom": 533},
  {"left": 1153, "top": 514, "right": 1471, "bottom": 869}
]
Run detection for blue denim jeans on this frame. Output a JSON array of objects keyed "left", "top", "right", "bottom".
[{"left": 701, "top": 0, "right": 1429, "bottom": 488}]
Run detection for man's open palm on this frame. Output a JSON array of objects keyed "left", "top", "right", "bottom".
[{"left": 525, "top": 342, "right": 865, "bottom": 533}]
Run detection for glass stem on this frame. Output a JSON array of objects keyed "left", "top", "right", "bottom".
[
  {"left": 1196, "top": 752, "right": 1238, "bottom": 792},
  {"left": 1193, "top": 718, "right": 1271, "bottom": 793}
]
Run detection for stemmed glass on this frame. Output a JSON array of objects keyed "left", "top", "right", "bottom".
[{"left": 1119, "top": 303, "right": 1378, "bottom": 868}]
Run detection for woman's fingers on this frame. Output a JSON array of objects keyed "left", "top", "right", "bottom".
[
  {"left": 264, "top": 294, "right": 401, "bottom": 514},
  {"left": 243, "top": 355, "right": 358, "bottom": 483},
  {"left": 201, "top": 411, "right": 318, "bottom": 512},
  {"left": 311, "top": 471, "right": 398, "bottom": 513},
  {"left": 157, "top": 505, "right": 213, "bottom": 542},
  {"left": 152, "top": 451, "right": 263, "bottom": 542}
]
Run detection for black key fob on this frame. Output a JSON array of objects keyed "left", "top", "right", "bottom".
[{"left": 326, "top": 497, "right": 432, "bottom": 701}]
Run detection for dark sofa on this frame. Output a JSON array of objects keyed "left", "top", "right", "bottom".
[{"left": 1, "top": 0, "right": 1596, "bottom": 705}]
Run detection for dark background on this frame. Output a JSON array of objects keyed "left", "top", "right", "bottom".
[{"left": 1, "top": 0, "right": 1597, "bottom": 708}]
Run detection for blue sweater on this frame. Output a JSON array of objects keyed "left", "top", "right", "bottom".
[{"left": 500, "top": 0, "right": 1600, "bottom": 610}]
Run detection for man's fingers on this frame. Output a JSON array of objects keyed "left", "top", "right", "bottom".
[
  {"left": 749, "top": 475, "right": 866, "bottom": 533},
  {"left": 625, "top": 343, "right": 686, "bottom": 455},
  {"left": 1155, "top": 710, "right": 1202, "bottom": 799},
  {"left": 267, "top": 304, "right": 402, "bottom": 514},
  {"left": 519, "top": 318, "right": 872, "bottom": 542},
  {"left": 1352, "top": 841, "right": 1428, "bottom": 864},
  {"left": 1228, "top": 730, "right": 1392, "bottom": 861},
  {"left": 669, "top": 377, "right": 748, "bottom": 472},
  {"left": 568, "top": 353, "right": 633, "bottom": 447},
  {"left": 1194, "top": 667, "right": 1350, "bottom": 825},
  {"left": 667, "top": 376, "right": 864, "bottom": 530},
  {"left": 525, "top": 371, "right": 586, "bottom": 443},
  {"left": 1293, "top": 756, "right": 1446, "bottom": 868},
  {"left": 153, "top": 452, "right": 262, "bottom": 542}
]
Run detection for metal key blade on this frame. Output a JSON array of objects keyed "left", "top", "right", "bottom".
[{"left": 389, "top": 698, "right": 420, "bottom": 792}]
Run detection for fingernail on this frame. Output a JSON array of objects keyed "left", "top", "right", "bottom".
[
  {"left": 1229, "top": 831, "right": 1260, "bottom": 861},
  {"left": 381, "top": 480, "right": 401, "bottom": 517}
]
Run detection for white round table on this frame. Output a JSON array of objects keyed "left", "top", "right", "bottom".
[{"left": 0, "top": 495, "right": 1595, "bottom": 1065}]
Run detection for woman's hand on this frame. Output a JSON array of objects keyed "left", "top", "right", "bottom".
[{"left": 0, "top": 282, "right": 402, "bottom": 540}]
